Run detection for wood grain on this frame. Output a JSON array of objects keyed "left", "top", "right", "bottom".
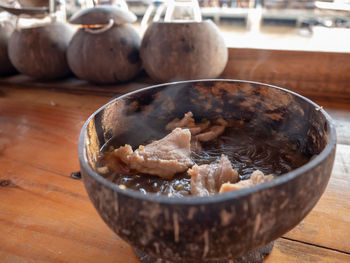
[
  {"left": 0, "top": 87, "right": 137, "bottom": 262},
  {"left": 1, "top": 48, "right": 350, "bottom": 104},
  {"left": 0, "top": 159, "right": 139, "bottom": 263},
  {"left": 283, "top": 144, "right": 350, "bottom": 253},
  {"left": 1, "top": 85, "right": 350, "bottom": 262},
  {"left": 222, "top": 48, "right": 350, "bottom": 103},
  {"left": 266, "top": 238, "right": 350, "bottom": 263},
  {"left": 326, "top": 108, "right": 350, "bottom": 145},
  {"left": 0, "top": 74, "right": 151, "bottom": 96},
  {"left": 1, "top": 158, "right": 349, "bottom": 263}
]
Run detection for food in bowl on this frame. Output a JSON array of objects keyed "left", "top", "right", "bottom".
[
  {"left": 97, "top": 111, "right": 309, "bottom": 197},
  {"left": 79, "top": 80, "right": 336, "bottom": 262}
]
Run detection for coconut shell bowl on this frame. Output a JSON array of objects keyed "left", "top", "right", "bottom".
[{"left": 78, "top": 80, "right": 336, "bottom": 263}]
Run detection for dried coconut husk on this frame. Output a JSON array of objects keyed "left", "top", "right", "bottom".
[
  {"left": 140, "top": 20, "right": 228, "bottom": 82},
  {"left": 66, "top": 6, "right": 141, "bottom": 84},
  {"left": 0, "top": 20, "right": 16, "bottom": 76},
  {"left": 8, "top": 21, "right": 74, "bottom": 80},
  {"left": 69, "top": 5, "right": 136, "bottom": 26},
  {"left": 67, "top": 23, "right": 141, "bottom": 84}
]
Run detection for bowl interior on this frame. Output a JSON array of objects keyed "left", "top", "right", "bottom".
[{"left": 83, "top": 80, "right": 330, "bottom": 175}]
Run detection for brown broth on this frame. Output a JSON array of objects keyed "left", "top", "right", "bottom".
[{"left": 97, "top": 123, "right": 310, "bottom": 197}]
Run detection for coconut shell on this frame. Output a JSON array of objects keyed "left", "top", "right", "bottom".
[
  {"left": 8, "top": 22, "right": 74, "bottom": 80},
  {"left": 0, "top": 4, "right": 48, "bottom": 17},
  {"left": 0, "top": 21, "right": 17, "bottom": 76},
  {"left": 67, "top": 24, "right": 141, "bottom": 84},
  {"left": 18, "top": 0, "right": 48, "bottom": 7},
  {"left": 69, "top": 6, "right": 137, "bottom": 26},
  {"left": 140, "top": 20, "right": 228, "bottom": 82}
]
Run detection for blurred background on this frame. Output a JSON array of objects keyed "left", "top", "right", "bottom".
[
  {"left": 87, "top": 0, "right": 350, "bottom": 52},
  {"left": 1, "top": 0, "right": 349, "bottom": 52}
]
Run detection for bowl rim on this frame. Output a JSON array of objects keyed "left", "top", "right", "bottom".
[{"left": 78, "top": 79, "right": 337, "bottom": 205}]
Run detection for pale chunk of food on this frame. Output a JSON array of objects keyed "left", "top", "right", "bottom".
[
  {"left": 166, "top": 111, "right": 211, "bottom": 136},
  {"left": 165, "top": 112, "right": 195, "bottom": 131},
  {"left": 215, "top": 117, "right": 228, "bottom": 127},
  {"left": 195, "top": 125, "right": 225, "bottom": 142},
  {"left": 189, "top": 155, "right": 239, "bottom": 197},
  {"left": 113, "top": 144, "right": 133, "bottom": 164},
  {"left": 166, "top": 112, "right": 229, "bottom": 143},
  {"left": 112, "top": 128, "right": 193, "bottom": 179},
  {"left": 102, "top": 145, "right": 133, "bottom": 174},
  {"left": 219, "top": 170, "right": 273, "bottom": 193},
  {"left": 188, "top": 121, "right": 210, "bottom": 135}
]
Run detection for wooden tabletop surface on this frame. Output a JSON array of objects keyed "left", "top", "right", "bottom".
[{"left": 0, "top": 77, "right": 350, "bottom": 263}]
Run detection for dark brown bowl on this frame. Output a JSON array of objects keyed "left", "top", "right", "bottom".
[{"left": 78, "top": 80, "right": 336, "bottom": 262}]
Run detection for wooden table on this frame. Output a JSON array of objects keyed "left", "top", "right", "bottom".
[{"left": 1, "top": 49, "right": 350, "bottom": 262}]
